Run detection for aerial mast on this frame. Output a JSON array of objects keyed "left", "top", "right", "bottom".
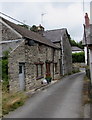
[{"left": 41, "top": 13, "right": 46, "bottom": 25}]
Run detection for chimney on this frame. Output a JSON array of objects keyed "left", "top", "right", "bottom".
[
  {"left": 85, "top": 13, "right": 90, "bottom": 28},
  {"left": 90, "top": 1, "right": 92, "bottom": 24},
  {"left": 37, "top": 24, "right": 44, "bottom": 35}
]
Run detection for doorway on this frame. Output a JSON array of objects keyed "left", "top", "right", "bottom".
[
  {"left": 46, "top": 63, "right": 51, "bottom": 77},
  {"left": 19, "top": 63, "right": 25, "bottom": 91}
]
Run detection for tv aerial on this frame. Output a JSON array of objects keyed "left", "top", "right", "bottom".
[{"left": 41, "top": 13, "right": 46, "bottom": 25}]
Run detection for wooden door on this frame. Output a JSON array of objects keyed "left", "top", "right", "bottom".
[
  {"left": 46, "top": 63, "right": 51, "bottom": 77},
  {"left": 19, "top": 63, "right": 25, "bottom": 91}
]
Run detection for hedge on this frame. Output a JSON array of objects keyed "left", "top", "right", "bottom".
[{"left": 72, "top": 52, "right": 85, "bottom": 63}]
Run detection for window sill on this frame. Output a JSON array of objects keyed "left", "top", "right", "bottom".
[{"left": 36, "top": 76, "right": 44, "bottom": 80}]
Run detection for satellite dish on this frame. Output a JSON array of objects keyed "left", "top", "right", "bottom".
[{"left": 28, "top": 39, "right": 35, "bottom": 46}]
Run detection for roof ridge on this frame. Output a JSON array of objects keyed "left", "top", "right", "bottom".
[
  {"left": 45, "top": 28, "right": 67, "bottom": 32},
  {"left": 1, "top": 17, "right": 59, "bottom": 49}
]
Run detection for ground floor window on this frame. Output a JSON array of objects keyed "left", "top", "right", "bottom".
[{"left": 35, "top": 63, "right": 44, "bottom": 79}]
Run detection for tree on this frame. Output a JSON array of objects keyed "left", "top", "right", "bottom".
[
  {"left": 69, "top": 39, "right": 77, "bottom": 46},
  {"left": 30, "top": 25, "right": 38, "bottom": 32},
  {"left": 69, "top": 38, "right": 84, "bottom": 49}
]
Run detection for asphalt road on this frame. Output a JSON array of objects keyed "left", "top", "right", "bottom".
[{"left": 5, "top": 72, "right": 85, "bottom": 118}]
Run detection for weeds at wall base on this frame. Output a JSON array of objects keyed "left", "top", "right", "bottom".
[{"left": 2, "top": 91, "right": 28, "bottom": 116}]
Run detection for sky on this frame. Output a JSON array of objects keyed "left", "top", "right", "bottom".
[{"left": 0, "top": 0, "right": 91, "bottom": 42}]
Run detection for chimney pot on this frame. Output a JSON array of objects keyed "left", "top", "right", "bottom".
[{"left": 85, "top": 13, "right": 90, "bottom": 28}]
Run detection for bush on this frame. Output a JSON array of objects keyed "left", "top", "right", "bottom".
[
  {"left": 0, "top": 50, "right": 9, "bottom": 92},
  {"left": 72, "top": 52, "right": 85, "bottom": 63},
  {"left": 1, "top": 59, "right": 9, "bottom": 92},
  {"left": 45, "top": 76, "right": 52, "bottom": 84}
]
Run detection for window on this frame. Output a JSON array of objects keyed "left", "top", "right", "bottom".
[
  {"left": 19, "top": 66, "right": 22, "bottom": 74},
  {"left": 36, "top": 64, "right": 43, "bottom": 79},
  {"left": 54, "top": 63, "right": 58, "bottom": 74}
]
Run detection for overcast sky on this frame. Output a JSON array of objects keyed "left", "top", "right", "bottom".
[{"left": 0, "top": 0, "right": 91, "bottom": 42}]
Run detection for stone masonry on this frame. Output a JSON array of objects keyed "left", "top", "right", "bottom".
[{"left": 1, "top": 17, "right": 61, "bottom": 92}]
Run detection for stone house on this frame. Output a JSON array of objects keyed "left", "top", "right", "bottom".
[
  {"left": 83, "top": 13, "right": 92, "bottom": 84},
  {"left": 0, "top": 17, "right": 61, "bottom": 92},
  {"left": 43, "top": 29, "right": 72, "bottom": 75}
]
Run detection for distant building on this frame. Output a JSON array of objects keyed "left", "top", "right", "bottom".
[
  {"left": 83, "top": 13, "right": 92, "bottom": 84},
  {"left": 72, "top": 46, "right": 83, "bottom": 53},
  {"left": 43, "top": 29, "right": 72, "bottom": 75}
]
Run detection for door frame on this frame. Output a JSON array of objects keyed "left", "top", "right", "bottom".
[
  {"left": 19, "top": 63, "right": 25, "bottom": 91},
  {"left": 46, "top": 62, "right": 51, "bottom": 77}
]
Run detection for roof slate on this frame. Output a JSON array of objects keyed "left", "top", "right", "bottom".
[
  {"left": 43, "top": 29, "right": 67, "bottom": 43},
  {"left": 72, "top": 46, "right": 83, "bottom": 51},
  {"left": 1, "top": 17, "right": 59, "bottom": 49}
]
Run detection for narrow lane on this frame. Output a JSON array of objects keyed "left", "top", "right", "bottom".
[{"left": 5, "top": 72, "right": 85, "bottom": 118}]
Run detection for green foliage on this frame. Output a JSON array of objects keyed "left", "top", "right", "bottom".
[
  {"left": 2, "top": 59, "right": 9, "bottom": 92},
  {"left": 3, "top": 50, "right": 9, "bottom": 59},
  {"left": 45, "top": 76, "right": 52, "bottom": 83},
  {"left": 2, "top": 92, "right": 27, "bottom": 115},
  {"left": 1, "top": 50, "right": 9, "bottom": 92},
  {"left": 0, "top": 60, "right": 2, "bottom": 79},
  {"left": 18, "top": 24, "right": 39, "bottom": 32},
  {"left": 18, "top": 24, "right": 29, "bottom": 29},
  {"left": 69, "top": 39, "right": 84, "bottom": 49},
  {"left": 2, "top": 59, "right": 8, "bottom": 81},
  {"left": 30, "top": 25, "right": 38, "bottom": 32},
  {"left": 69, "top": 39, "right": 77, "bottom": 46},
  {"left": 72, "top": 52, "right": 85, "bottom": 63}
]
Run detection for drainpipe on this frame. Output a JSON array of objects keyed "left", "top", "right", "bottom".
[
  {"left": 84, "top": 24, "right": 90, "bottom": 66},
  {"left": 52, "top": 49, "right": 55, "bottom": 80},
  {"left": 60, "top": 41, "right": 62, "bottom": 75},
  {"left": 89, "top": 49, "right": 92, "bottom": 84},
  {"left": 61, "top": 36, "right": 64, "bottom": 76}
]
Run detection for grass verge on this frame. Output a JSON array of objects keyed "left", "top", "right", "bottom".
[
  {"left": 83, "top": 75, "right": 92, "bottom": 105},
  {"left": 2, "top": 91, "right": 28, "bottom": 116}
]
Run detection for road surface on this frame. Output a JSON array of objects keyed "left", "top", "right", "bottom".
[{"left": 5, "top": 72, "right": 85, "bottom": 118}]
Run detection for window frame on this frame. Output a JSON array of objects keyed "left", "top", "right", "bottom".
[
  {"left": 54, "top": 63, "right": 58, "bottom": 74},
  {"left": 34, "top": 62, "right": 44, "bottom": 80}
]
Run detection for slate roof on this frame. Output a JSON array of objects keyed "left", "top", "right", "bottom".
[
  {"left": 1, "top": 17, "right": 59, "bottom": 49},
  {"left": 72, "top": 46, "right": 83, "bottom": 51},
  {"left": 43, "top": 28, "right": 67, "bottom": 43}
]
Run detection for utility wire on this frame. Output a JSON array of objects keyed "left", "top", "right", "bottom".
[{"left": 0, "top": 11, "right": 30, "bottom": 26}]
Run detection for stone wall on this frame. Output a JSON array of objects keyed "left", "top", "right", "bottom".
[
  {"left": 8, "top": 40, "right": 25, "bottom": 92},
  {"left": 0, "top": 39, "right": 23, "bottom": 57},
  {"left": 53, "top": 35, "right": 72, "bottom": 75},
  {"left": 25, "top": 41, "right": 60, "bottom": 91},
  {"left": 62, "top": 34, "right": 72, "bottom": 74},
  {"left": 8, "top": 39, "right": 60, "bottom": 92},
  {"left": 0, "top": 21, "right": 21, "bottom": 41},
  {"left": 0, "top": 21, "right": 23, "bottom": 58},
  {"left": 1, "top": 20, "right": 61, "bottom": 92}
]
